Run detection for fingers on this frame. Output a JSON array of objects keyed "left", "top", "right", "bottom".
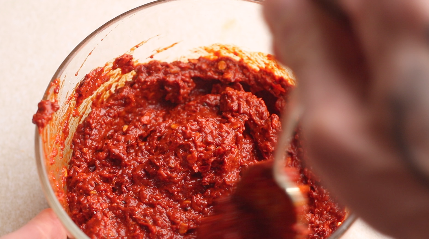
[
  {"left": 1, "top": 209, "right": 68, "bottom": 239},
  {"left": 263, "top": 0, "right": 368, "bottom": 189},
  {"left": 339, "top": 0, "right": 429, "bottom": 124},
  {"left": 262, "top": 0, "right": 370, "bottom": 187},
  {"left": 340, "top": 0, "right": 429, "bottom": 68},
  {"left": 341, "top": 0, "right": 429, "bottom": 181},
  {"left": 263, "top": 0, "right": 429, "bottom": 238},
  {"left": 263, "top": 0, "right": 368, "bottom": 111}
]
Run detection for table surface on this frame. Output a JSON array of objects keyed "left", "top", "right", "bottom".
[{"left": 0, "top": 0, "right": 392, "bottom": 238}]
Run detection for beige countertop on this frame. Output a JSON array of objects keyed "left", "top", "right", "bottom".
[{"left": 0, "top": 0, "right": 391, "bottom": 238}]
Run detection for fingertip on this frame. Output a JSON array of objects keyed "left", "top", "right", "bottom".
[
  {"left": 263, "top": 0, "right": 290, "bottom": 29},
  {"left": 263, "top": 0, "right": 314, "bottom": 67},
  {"left": 1, "top": 209, "right": 68, "bottom": 239},
  {"left": 263, "top": 0, "right": 313, "bottom": 36},
  {"left": 34, "top": 208, "right": 69, "bottom": 239}
]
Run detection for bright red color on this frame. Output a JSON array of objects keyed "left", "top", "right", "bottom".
[{"left": 66, "top": 54, "right": 345, "bottom": 238}]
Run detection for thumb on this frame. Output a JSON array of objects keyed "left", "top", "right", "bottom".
[{"left": 1, "top": 209, "right": 68, "bottom": 239}]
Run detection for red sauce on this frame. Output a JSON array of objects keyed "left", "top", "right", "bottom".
[
  {"left": 289, "top": 130, "right": 346, "bottom": 238},
  {"left": 149, "top": 42, "right": 180, "bottom": 59},
  {"left": 75, "top": 67, "right": 110, "bottom": 108},
  {"left": 66, "top": 54, "right": 345, "bottom": 238},
  {"left": 197, "top": 161, "right": 300, "bottom": 239},
  {"left": 32, "top": 100, "right": 60, "bottom": 128}
]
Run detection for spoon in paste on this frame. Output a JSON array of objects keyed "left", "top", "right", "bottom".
[
  {"left": 198, "top": 0, "right": 344, "bottom": 238},
  {"left": 197, "top": 88, "right": 306, "bottom": 239}
]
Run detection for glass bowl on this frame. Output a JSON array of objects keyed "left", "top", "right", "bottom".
[{"left": 34, "top": 0, "right": 355, "bottom": 238}]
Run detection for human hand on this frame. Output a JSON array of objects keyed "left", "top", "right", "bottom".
[
  {"left": 263, "top": 0, "right": 429, "bottom": 238},
  {"left": 1, "top": 209, "right": 68, "bottom": 239}
]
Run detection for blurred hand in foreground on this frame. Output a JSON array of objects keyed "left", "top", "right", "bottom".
[
  {"left": 264, "top": 0, "right": 429, "bottom": 238},
  {"left": 1, "top": 209, "right": 67, "bottom": 239}
]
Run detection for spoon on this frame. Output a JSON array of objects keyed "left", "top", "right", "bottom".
[{"left": 197, "top": 87, "right": 306, "bottom": 239}]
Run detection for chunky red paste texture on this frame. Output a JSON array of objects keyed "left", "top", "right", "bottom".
[
  {"left": 67, "top": 54, "right": 345, "bottom": 238},
  {"left": 33, "top": 100, "right": 59, "bottom": 128},
  {"left": 289, "top": 130, "right": 346, "bottom": 238},
  {"left": 197, "top": 161, "right": 299, "bottom": 239}
]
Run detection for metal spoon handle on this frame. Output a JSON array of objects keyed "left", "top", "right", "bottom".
[{"left": 273, "top": 87, "right": 303, "bottom": 199}]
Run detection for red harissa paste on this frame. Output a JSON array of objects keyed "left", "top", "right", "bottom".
[{"left": 66, "top": 54, "right": 345, "bottom": 238}]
